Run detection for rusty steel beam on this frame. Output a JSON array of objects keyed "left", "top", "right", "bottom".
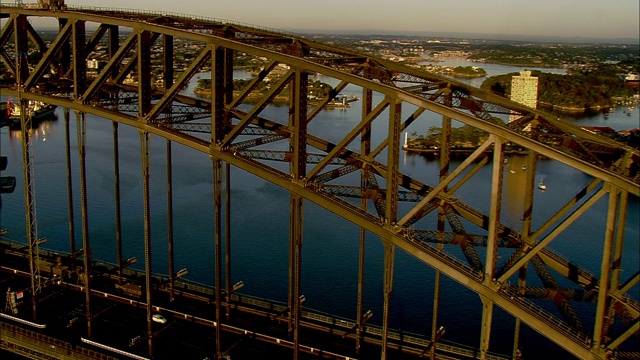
[
  {"left": 139, "top": 130, "right": 154, "bottom": 357},
  {"left": 222, "top": 69, "right": 294, "bottom": 147},
  {"left": 15, "top": 15, "right": 29, "bottom": 86},
  {"left": 356, "top": 87, "right": 373, "bottom": 354},
  {"left": 593, "top": 186, "right": 619, "bottom": 349},
  {"left": 497, "top": 186, "right": 609, "bottom": 284},
  {"left": 213, "top": 157, "right": 224, "bottom": 358},
  {"left": 0, "top": 18, "right": 14, "bottom": 48},
  {"left": 113, "top": 122, "right": 123, "bottom": 283},
  {"left": 85, "top": 23, "right": 110, "bottom": 55},
  {"left": 398, "top": 138, "right": 494, "bottom": 227},
  {"left": 211, "top": 45, "right": 226, "bottom": 142},
  {"left": 306, "top": 80, "right": 350, "bottom": 123},
  {"left": 147, "top": 47, "right": 211, "bottom": 122},
  {"left": 75, "top": 111, "right": 92, "bottom": 337},
  {"left": 307, "top": 98, "right": 390, "bottom": 180},
  {"left": 619, "top": 271, "right": 640, "bottom": 295},
  {"left": 113, "top": 32, "right": 161, "bottom": 85},
  {"left": 386, "top": 98, "right": 402, "bottom": 225},
  {"left": 230, "top": 60, "right": 279, "bottom": 108},
  {"left": 381, "top": 241, "right": 395, "bottom": 359},
  {"left": 1, "top": 8, "right": 638, "bottom": 360},
  {"left": 72, "top": 20, "right": 87, "bottom": 97},
  {"left": 63, "top": 109, "right": 77, "bottom": 259},
  {"left": 0, "top": 18, "right": 15, "bottom": 73},
  {"left": 2, "top": 8, "right": 634, "bottom": 185},
  {"left": 485, "top": 136, "right": 505, "bottom": 284},
  {"left": 137, "top": 30, "right": 152, "bottom": 119},
  {"left": 432, "top": 102, "right": 450, "bottom": 359},
  {"left": 82, "top": 32, "right": 137, "bottom": 101},
  {"left": 23, "top": 21, "right": 72, "bottom": 91},
  {"left": 531, "top": 256, "right": 588, "bottom": 334}
]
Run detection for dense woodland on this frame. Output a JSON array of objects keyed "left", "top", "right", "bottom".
[
  {"left": 466, "top": 43, "right": 640, "bottom": 69},
  {"left": 480, "top": 68, "right": 638, "bottom": 112},
  {"left": 449, "top": 66, "right": 487, "bottom": 78},
  {"left": 406, "top": 125, "right": 489, "bottom": 150}
]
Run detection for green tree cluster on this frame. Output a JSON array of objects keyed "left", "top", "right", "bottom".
[
  {"left": 407, "top": 125, "right": 488, "bottom": 149},
  {"left": 481, "top": 69, "right": 637, "bottom": 112},
  {"left": 452, "top": 66, "right": 487, "bottom": 77}
]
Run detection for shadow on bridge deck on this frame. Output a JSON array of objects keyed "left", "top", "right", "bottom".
[{"left": 0, "top": 240, "right": 509, "bottom": 360}]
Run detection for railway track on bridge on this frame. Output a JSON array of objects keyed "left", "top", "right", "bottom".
[{"left": 1, "top": 239, "right": 512, "bottom": 360}]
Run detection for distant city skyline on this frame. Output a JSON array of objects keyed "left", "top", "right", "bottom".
[{"left": 3, "top": 0, "right": 640, "bottom": 41}]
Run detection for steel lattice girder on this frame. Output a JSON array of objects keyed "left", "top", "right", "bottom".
[{"left": 1, "top": 6, "right": 638, "bottom": 360}]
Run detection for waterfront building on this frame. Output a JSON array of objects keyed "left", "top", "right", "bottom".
[
  {"left": 510, "top": 70, "right": 538, "bottom": 122},
  {"left": 86, "top": 59, "right": 100, "bottom": 69}
]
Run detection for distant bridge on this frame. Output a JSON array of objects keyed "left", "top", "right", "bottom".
[{"left": 0, "top": 3, "right": 638, "bottom": 360}]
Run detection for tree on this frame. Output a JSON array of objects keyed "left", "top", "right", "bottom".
[{"left": 489, "top": 82, "right": 506, "bottom": 97}]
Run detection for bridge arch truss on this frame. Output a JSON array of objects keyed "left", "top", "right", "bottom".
[{"left": 1, "top": 4, "right": 638, "bottom": 360}]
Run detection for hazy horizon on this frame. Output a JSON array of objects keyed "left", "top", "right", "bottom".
[
  {"left": 293, "top": 29, "right": 639, "bottom": 45},
  {"left": 2, "top": 0, "right": 638, "bottom": 43}
]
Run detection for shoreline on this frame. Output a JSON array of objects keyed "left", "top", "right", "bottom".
[
  {"left": 467, "top": 58, "right": 568, "bottom": 69},
  {"left": 402, "top": 145, "right": 528, "bottom": 156},
  {"left": 192, "top": 88, "right": 355, "bottom": 108},
  {"left": 538, "top": 101, "right": 607, "bottom": 114}
]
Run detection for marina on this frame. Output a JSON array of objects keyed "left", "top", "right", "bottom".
[{"left": 1, "top": 98, "right": 57, "bottom": 127}]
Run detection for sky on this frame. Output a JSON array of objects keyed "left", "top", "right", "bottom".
[{"left": 12, "top": 0, "right": 640, "bottom": 41}]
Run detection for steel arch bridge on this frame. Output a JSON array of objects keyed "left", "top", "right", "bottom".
[{"left": 0, "top": 3, "right": 638, "bottom": 360}]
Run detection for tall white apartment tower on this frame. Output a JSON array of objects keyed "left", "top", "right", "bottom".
[{"left": 510, "top": 70, "right": 538, "bottom": 122}]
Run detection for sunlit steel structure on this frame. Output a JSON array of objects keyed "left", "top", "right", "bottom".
[{"left": 0, "top": 2, "right": 638, "bottom": 360}]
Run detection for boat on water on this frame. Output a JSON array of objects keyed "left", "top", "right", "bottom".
[
  {"left": 625, "top": 73, "right": 640, "bottom": 86},
  {"left": 0, "top": 156, "right": 16, "bottom": 194},
  {"left": 1, "top": 98, "right": 57, "bottom": 124},
  {"left": 538, "top": 181, "right": 547, "bottom": 191},
  {"left": 0, "top": 175, "right": 16, "bottom": 194}
]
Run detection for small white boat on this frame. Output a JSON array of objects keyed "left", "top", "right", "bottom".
[
  {"left": 538, "top": 181, "right": 547, "bottom": 191},
  {"left": 152, "top": 314, "right": 167, "bottom": 324},
  {"left": 521, "top": 165, "right": 527, "bottom": 171}
]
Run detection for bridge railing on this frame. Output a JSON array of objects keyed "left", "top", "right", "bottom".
[
  {"left": 299, "top": 308, "right": 510, "bottom": 359},
  {"left": 2, "top": 322, "right": 119, "bottom": 359},
  {"left": 1, "top": 322, "right": 73, "bottom": 351},
  {"left": 539, "top": 249, "right": 640, "bottom": 316},
  {"left": 0, "top": 218, "right": 594, "bottom": 352},
  {"left": 500, "top": 286, "right": 591, "bottom": 348},
  {"left": 64, "top": 5, "right": 298, "bottom": 38},
  {"left": 0, "top": 238, "right": 516, "bottom": 359},
  {"left": 409, "top": 234, "right": 484, "bottom": 281}
]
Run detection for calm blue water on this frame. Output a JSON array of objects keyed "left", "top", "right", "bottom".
[{"left": 0, "top": 64, "right": 638, "bottom": 359}]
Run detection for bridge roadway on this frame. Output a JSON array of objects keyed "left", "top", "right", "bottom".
[{"left": 0, "top": 239, "right": 511, "bottom": 360}]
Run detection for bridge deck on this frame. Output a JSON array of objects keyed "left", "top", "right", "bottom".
[{"left": 0, "top": 240, "right": 510, "bottom": 360}]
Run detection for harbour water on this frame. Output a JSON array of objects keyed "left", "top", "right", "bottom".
[
  {"left": 420, "top": 56, "right": 567, "bottom": 88},
  {"left": 0, "top": 63, "right": 638, "bottom": 359}
]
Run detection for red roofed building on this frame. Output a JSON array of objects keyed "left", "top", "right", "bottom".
[{"left": 581, "top": 126, "right": 617, "bottom": 134}]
